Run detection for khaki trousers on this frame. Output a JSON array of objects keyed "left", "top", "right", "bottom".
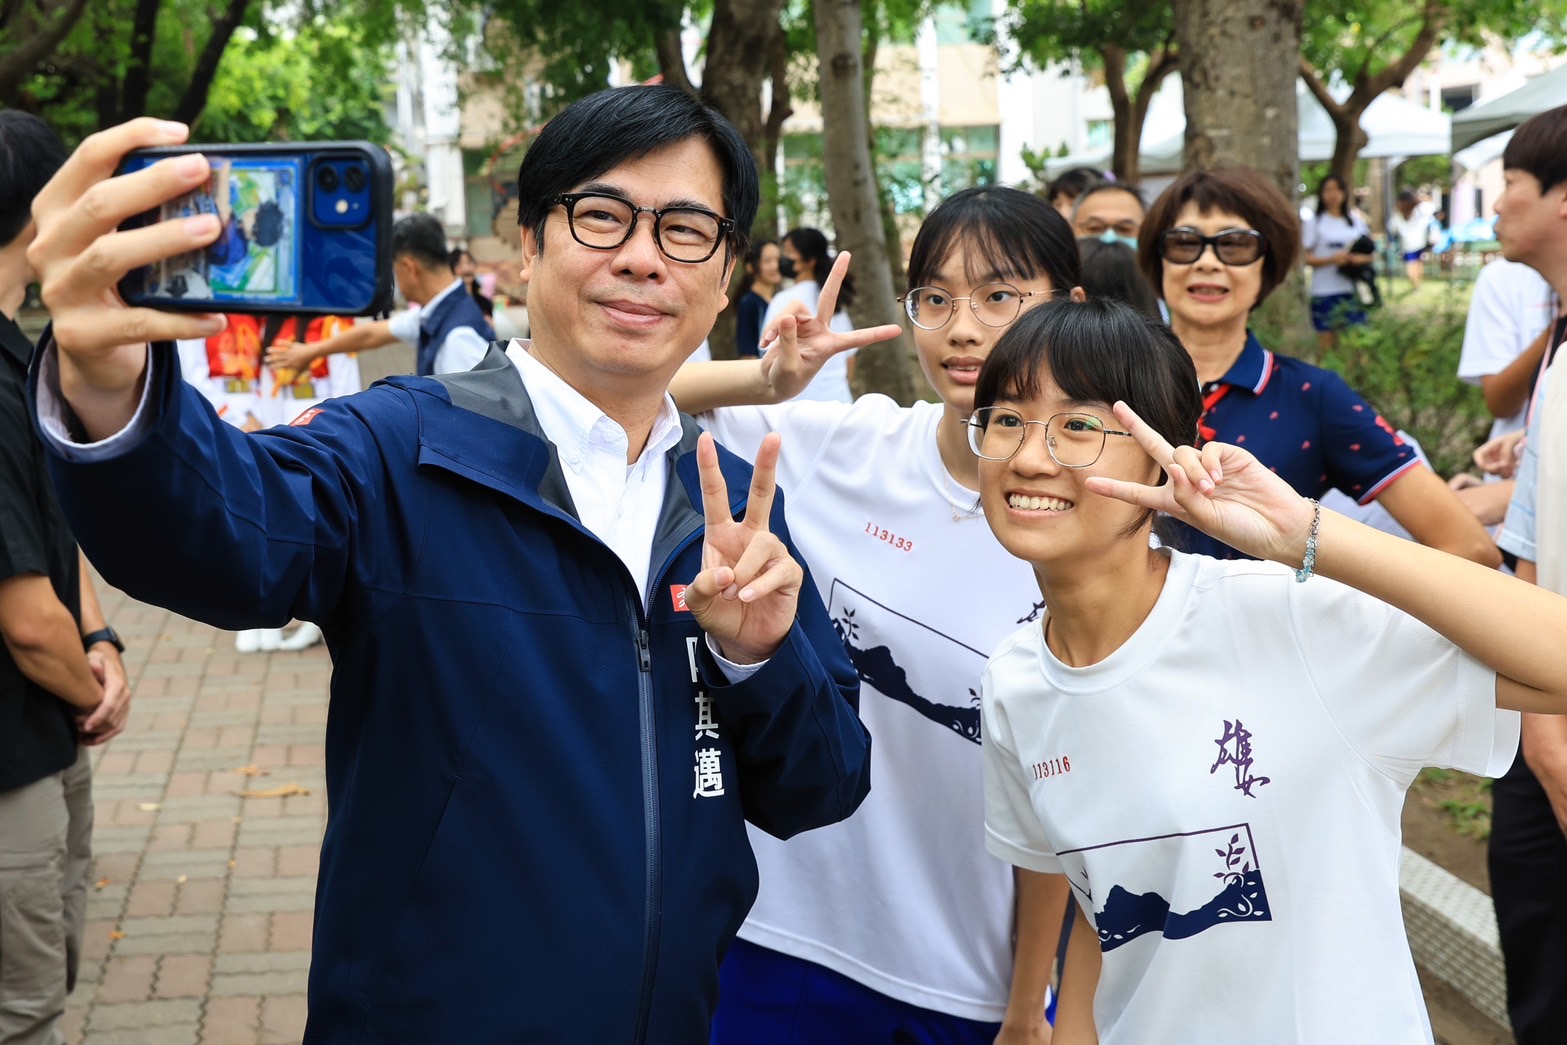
[{"left": 0, "top": 747, "right": 93, "bottom": 1045}]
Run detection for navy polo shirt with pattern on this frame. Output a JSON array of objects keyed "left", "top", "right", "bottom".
[{"left": 1172, "top": 330, "right": 1419, "bottom": 560}]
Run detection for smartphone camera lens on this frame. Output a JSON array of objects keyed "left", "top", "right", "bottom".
[
  {"left": 316, "top": 165, "right": 341, "bottom": 193},
  {"left": 344, "top": 165, "right": 367, "bottom": 193}
]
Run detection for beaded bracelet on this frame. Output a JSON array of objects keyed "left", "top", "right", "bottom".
[{"left": 1294, "top": 498, "right": 1322, "bottom": 583}]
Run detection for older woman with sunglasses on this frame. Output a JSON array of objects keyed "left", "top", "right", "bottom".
[{"left": 1137, "top": 169, "right": 1498, "bottom": 566}]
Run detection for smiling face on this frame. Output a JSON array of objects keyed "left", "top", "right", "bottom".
[
  {"left": 977, "top": 372, "right": 1160, "bottom": 570},
  {"left": 520, "top": 137, "right": 733, "bottom": 406},
  {"left": 912, "top": 241, "right": 1056, "bottom": 417},
  {"left": 1160, "top": 203, "right": 1265, "bottom": 336}
]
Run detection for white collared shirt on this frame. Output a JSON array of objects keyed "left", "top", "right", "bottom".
[
  {"left": 505, "top": 341, "right": 683, "bottom": 605},
  {"left": 387, "top": 278, "right": 491, "bottom": 374}
]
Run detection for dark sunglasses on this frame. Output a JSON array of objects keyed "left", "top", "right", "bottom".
[{"left": 1157, "top": 227, "right": 1266, "bottom": 266}]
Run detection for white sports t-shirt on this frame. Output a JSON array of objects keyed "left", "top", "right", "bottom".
[
  {"left": 983, "top": 551, "right": 1517, "bottom": 1044},
  {"left": 1303, "top": 211, "right": 1369, "bottom": 298},
  {"left": 1458, "top": 260, "right": 1556, "bottom": 441},
  {"left": 702, "top": 397, "right": 1046, "bottom": 1022},
  {"left": 762, "top": 280, "right": 857, "bottom": 403}
]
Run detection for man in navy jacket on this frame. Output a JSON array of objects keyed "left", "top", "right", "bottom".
[{"left": 27, "top": 87, "right": 874, "bottom": 1042}]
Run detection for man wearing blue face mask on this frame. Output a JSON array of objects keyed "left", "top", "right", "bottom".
[{"left": 1071, "top": 181, "right": 1145, "bottom": 249}]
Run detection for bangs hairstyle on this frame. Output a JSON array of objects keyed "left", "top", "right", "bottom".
[
  {"left": 1502, "top": 104, "right": 1567, "bottom": 194},
  {"left": 1138, "top": 168, "right": 1301, "bottom": 310},
  {"left": 974, "top": 297, "right": 1202, "bottom": 537},
  {"left": 907, "top": 186, "right": 1080, "bottom": 296},
  {"left": 515, "top": 84, "right": 757, "bottom": 260}
]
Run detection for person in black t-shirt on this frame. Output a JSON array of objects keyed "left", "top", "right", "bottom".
[{"left": 0, "top": 110, "right": 131, "bottom": 1045}]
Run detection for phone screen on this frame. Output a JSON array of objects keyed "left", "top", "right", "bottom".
[{"left": 151, "top": 157, "right": 303, "bottom": 307}]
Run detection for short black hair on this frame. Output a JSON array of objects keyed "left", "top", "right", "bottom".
[
  {"left": 515, "top": 84, "right": 757, "bottom": 263},
  {"left": 907, "top": 186, "right": 1080, "bottom": 298},
  {"left": 1077, "top": 239, "right": 1161, "bottom": 322},
  {"left": 1502, "top": 104, "right": 1567, "bottom": 194},
  {"left": 1073, "top": 180, "right": 1145, "bottom": 216},
  {"left": 393, "top": 213, "right": 452, "bottom": 270},
  {"left": 782, "top": 227, "right": 855, "bottom": 309},
  {"left": 1139, "top": 168, "right": 1301, "bottom": 310},
  {"left": 0, "top": 110, "right": 68, "bottom": 250},
  {"left": 975, "top": 297, "right": 1201, "bottom": 537},
  {"left": 1045, "top": 166, "right": 1104, "bottom": 206}
]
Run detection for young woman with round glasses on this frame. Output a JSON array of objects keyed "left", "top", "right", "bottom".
[
  {"left": 973, "top": 296, "right": 1565, "bottom": 1043},
  {"left": 671, "top": 186, "right": 1079, "bottom": 1043},
  {"left": 1136, "top": 168, "right": 1497, "bottom": 566}
]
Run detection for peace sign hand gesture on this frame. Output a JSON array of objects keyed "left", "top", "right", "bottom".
[
  {"left": 756, "top": 251, "right": 902, "bottom": 401},
  {"left": 1083, "top": 402, "right": 1318, "bottom": 566},
  {"left": 684, "top": 432, "right": 804, "bottom": 665}
]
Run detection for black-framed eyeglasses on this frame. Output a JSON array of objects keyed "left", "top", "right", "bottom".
[
  {"left": 1157, "top": 227, "right": 1266, "bottom": 266},
  {"left": 553, "top": 192, "right": 734, "bottom": 264},
  {"left": 899, "top": 282, "right": 1053, "bottom": 330},
  {"left": 965, "top": 407, "right": 1134, "bottom": 467}
]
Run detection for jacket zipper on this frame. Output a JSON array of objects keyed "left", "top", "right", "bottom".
[{"left": 628, "top": 528, "right": 702, "bottom": 1043}]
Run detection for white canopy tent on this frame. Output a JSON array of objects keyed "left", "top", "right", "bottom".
[
  {"left": 1451, "top": 64, "right": 1567, "bottom": 152},
  {"left": 1044, "top": 86, "right": 1451, "bottom": 178}
]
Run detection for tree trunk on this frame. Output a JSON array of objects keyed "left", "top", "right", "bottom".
[
  {"left": 1174, "top": 0, "right": 1306, "bottom": 349},
  {"left": 1172, "top": 0, "right": 1303, "bottom": 197},
  {"left": 1297, "top": 1, "right": 1447, "bottom": 190},
  {"left": 0, "top": 0, "right": 92, "bottom": 99},
  {"left": 700, "top": 0, "right": 785, "bottom": 361},
  {"left": 653, "top": 24, "right": 698, "bottom": 98},
  {"left": 172, "top": 0, "right": 251, "bottom": 126},
  {"left": 759, "top": 22, "right": 792, "bottom": 242},
  {"left": 116, "top": 0, "right": 163, "bottom": 122},
  {"left": 812, "top": 0, "right": 916, "bottom": 403},
  {"left": 1103, "top": 46, "right": 1136, "bottom": 183},
  {"left": 702, "top": 0, "right": 785, "bottom": 204}
]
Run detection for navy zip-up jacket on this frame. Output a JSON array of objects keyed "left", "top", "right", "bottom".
[{"left": 34, "top": 342, "right": 870, "bottom": 1042}]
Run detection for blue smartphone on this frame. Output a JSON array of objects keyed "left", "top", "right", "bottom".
[{"left": 116, "top": 142, "right": 393, "bottom": 316}]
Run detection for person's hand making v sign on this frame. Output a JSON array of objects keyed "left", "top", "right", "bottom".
[{"left": 684, "top": 431, "right": 803, "bottom": 665}]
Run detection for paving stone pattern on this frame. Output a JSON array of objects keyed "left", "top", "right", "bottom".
[{"left": 66, "top": 582, "right": 327, "bottom": 1045}]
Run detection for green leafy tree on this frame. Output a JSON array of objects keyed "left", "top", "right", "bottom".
[
  {"left": 5, "top": 0, "right": 421, "bottom": 143},
  {"left": 196, "top": 18, "right": 396, "bottom": 142},
  {"left": 999, "top": 0, "right": 1177, "bottom": 183},
  {"left": 1299, "top": 0, "right": 1567, "bottom": 186}
]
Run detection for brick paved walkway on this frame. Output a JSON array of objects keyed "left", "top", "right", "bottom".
[{"left": 65, "top": 581, "right": 329, "bottom": 1044}]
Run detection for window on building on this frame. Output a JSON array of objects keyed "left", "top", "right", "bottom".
[
  {"left": 1086, "top": 119, "right": 1113, "bottom": 151},
  {"left": 1441, "top": 84, "right": 1479, "bottom": 113},
  {"left": 940, "top": 124, "right": 999, "bottom": 193},
  {"left": 877, "top": 126, "right": 927, "bottom": 215}
]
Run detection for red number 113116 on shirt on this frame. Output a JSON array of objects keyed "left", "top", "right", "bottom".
[{"left": 1031, "top": 756, "right": 1070, "bottom": 780}]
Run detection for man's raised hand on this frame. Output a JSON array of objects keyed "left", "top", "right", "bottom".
[
  {"left": 28, "top": 119, "right": 227, "bottom": 437},
  {"left": 757, "top": 251, "right": 901, "bottom": 401},
  {"left": 684, "top": 432, "right": 803, "bottom": 665}
]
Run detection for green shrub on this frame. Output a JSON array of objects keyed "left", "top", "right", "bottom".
[{"left": 1317, "top": 301, "right": 1491, "bottom": 479}]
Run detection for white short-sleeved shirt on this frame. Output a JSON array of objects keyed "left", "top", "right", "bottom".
[
  {"left": 761, "top": 280, "right": 856, "bottom": 402},
  {"left": 983, "top": 552, "right": 1516, "bottom": 1044},
  {"left": 702, "top": 397, "right": 1044, "bottom": 1021},
  {"left": 386, "top": 278, "right": 491, "bottom": 375},
  {"left": 1458, "top": 261, "right": 1556, "bottom": 440},
  {"left": 1500, "top": 364, "right": 1551, "bottom": 564},
  {"left": 1303, "top": 212, "right": 1368, "bottom": 298}
]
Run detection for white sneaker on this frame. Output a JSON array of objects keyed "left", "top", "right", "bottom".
[
  {"left": 235, "top": 629, "right": 262, "bottom": 653},
  {"left": 258, "top": 629, "right": 283, "bottom": 651},
  {"left": 278, "top": 622, "right": 322, "bottom": 652}
]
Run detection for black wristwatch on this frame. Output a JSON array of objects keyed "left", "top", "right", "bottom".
[{"left": 82, "top": 626, "right": 125, "bottom": 654}]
